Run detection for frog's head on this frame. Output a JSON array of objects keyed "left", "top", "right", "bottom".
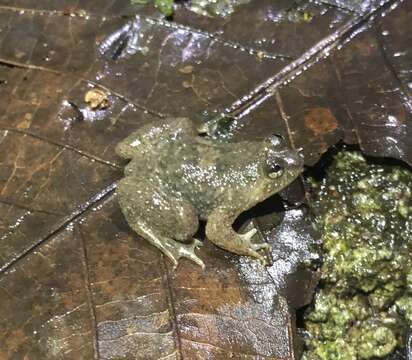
[{"left": 258, "top": 135, "right": 304, "bottom": 196}]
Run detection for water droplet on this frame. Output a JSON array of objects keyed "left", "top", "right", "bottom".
[{"left": 393, "top": 51, "right": 406, "bottom": 57}]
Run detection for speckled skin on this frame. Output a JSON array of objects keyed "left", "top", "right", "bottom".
[{"left": 116, "top": 118, "right": 303, "bottom": 269}]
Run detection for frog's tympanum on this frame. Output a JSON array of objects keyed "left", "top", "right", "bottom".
[{"left": 116, "top": 118, "right": 303, "bottom": 269}]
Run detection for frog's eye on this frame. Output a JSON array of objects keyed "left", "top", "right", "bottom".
[{"left": 268, "top": 163, "right": 284, "bottom": 178}]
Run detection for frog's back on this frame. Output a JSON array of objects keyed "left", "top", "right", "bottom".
[
  {"left": 159, "top": 139, "right": 263, "bottom": 216},
  {"left": 124, "top": 123, "right": 196, "bottom": 176}
]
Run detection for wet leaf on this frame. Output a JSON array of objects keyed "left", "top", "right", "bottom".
[
  {"left": 274, "top": 1, "right": 412, "bottom": 165},
  {"left": 0, "top": 0, "right": 410, "bottom": 359}
]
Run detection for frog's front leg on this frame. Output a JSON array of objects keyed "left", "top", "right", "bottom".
[
  {"left": 117, "top": 177, "right": 204, "bottom": 269},
  {"left": 205, "top": 207, "right": 272, "bottom": 264}
]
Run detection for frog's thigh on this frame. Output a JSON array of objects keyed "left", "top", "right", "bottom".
[
  {"left": 118, "top": 178, "right": 204, "bottom": 268},
  {"left": 118, "top": 177, "right": 198, "bottom": 241}
]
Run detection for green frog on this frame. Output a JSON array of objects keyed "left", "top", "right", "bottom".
[{"left": 116, "top": 117, "right": 303, "bottom": 269}]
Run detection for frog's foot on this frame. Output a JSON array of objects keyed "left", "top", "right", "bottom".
[
  {"left": 206, "top": 210, "right": 273, "bottom": 265},
  {"left": 163, "top": 238, "right": 205, "bottom": 270},
  {"left": 240, "top": 230, "right": 272, "bottom": 265},
  {"left": 250, "top": 243, "right": 273, "bottom": 265}
]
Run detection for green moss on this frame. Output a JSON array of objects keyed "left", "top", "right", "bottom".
[
  {"left": 131, "top": 0, "right": 174, "bottom": 16},
  {"left": 303, "top": 338, "right": 357, "bottom": 360},
  {"left": 354, "top": 320, "right": 397, "bottom": 359},
  {"left": 287, "top": 9, "right": 314, "bottom": 22},
  {"left": 304, "top": 151, "right": 412, "bottom": 359},
  {"left": 154, "top": 0, "right": 174, "bottom": 16}
]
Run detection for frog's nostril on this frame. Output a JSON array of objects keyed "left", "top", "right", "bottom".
[{"left": 284, "top": 154, "right": 298, "bottom": 165}]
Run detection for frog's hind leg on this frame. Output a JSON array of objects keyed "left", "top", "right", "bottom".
[{"left": 117, "top": 177, "right": 204, "bottom": 269}]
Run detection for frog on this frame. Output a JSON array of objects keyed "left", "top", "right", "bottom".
[{"left": 115, "top": 117, "right": 304, "bottom": 269}]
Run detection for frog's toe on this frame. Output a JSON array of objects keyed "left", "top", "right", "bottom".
[
  {"left": 180, "top": 239, "right": 205, "bottom": 269},
  {"left": 251, "top": 243, "right": 272, "bottom": 252},
  {"left": 247, "top": 249, "right": 268, "bottom": 265},
  {"left": 166, "top": 239, "right": 205, "bottom": 270},
  {"left": 168, "top": 255, "right": 179, "bottom": 271},
  {"left": 252, "top": 243, "right": 273, "bottom": 265},
  {"left": 239, "top": 228, "right": 258, "bottom": 241},
  {"left": 186, "top": 252, "right": 205, "bottom": 269},
  {"left": 192, "top": 238, "right": 203, "bottom": 249},
  {"left": 241, "top": 241, "right": 272, "bottom": 265}
]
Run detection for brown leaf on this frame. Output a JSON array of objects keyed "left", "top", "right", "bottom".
[
  {"left": 0, "top": 0, "right": 409, "bottom": 359},
  {"left": 276, "top": 0, "right": 412, "bottom": 165}
]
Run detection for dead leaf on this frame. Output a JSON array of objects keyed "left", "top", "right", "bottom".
[{"left": 0, "top": 0, "right": 409, "bottom": 359}]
